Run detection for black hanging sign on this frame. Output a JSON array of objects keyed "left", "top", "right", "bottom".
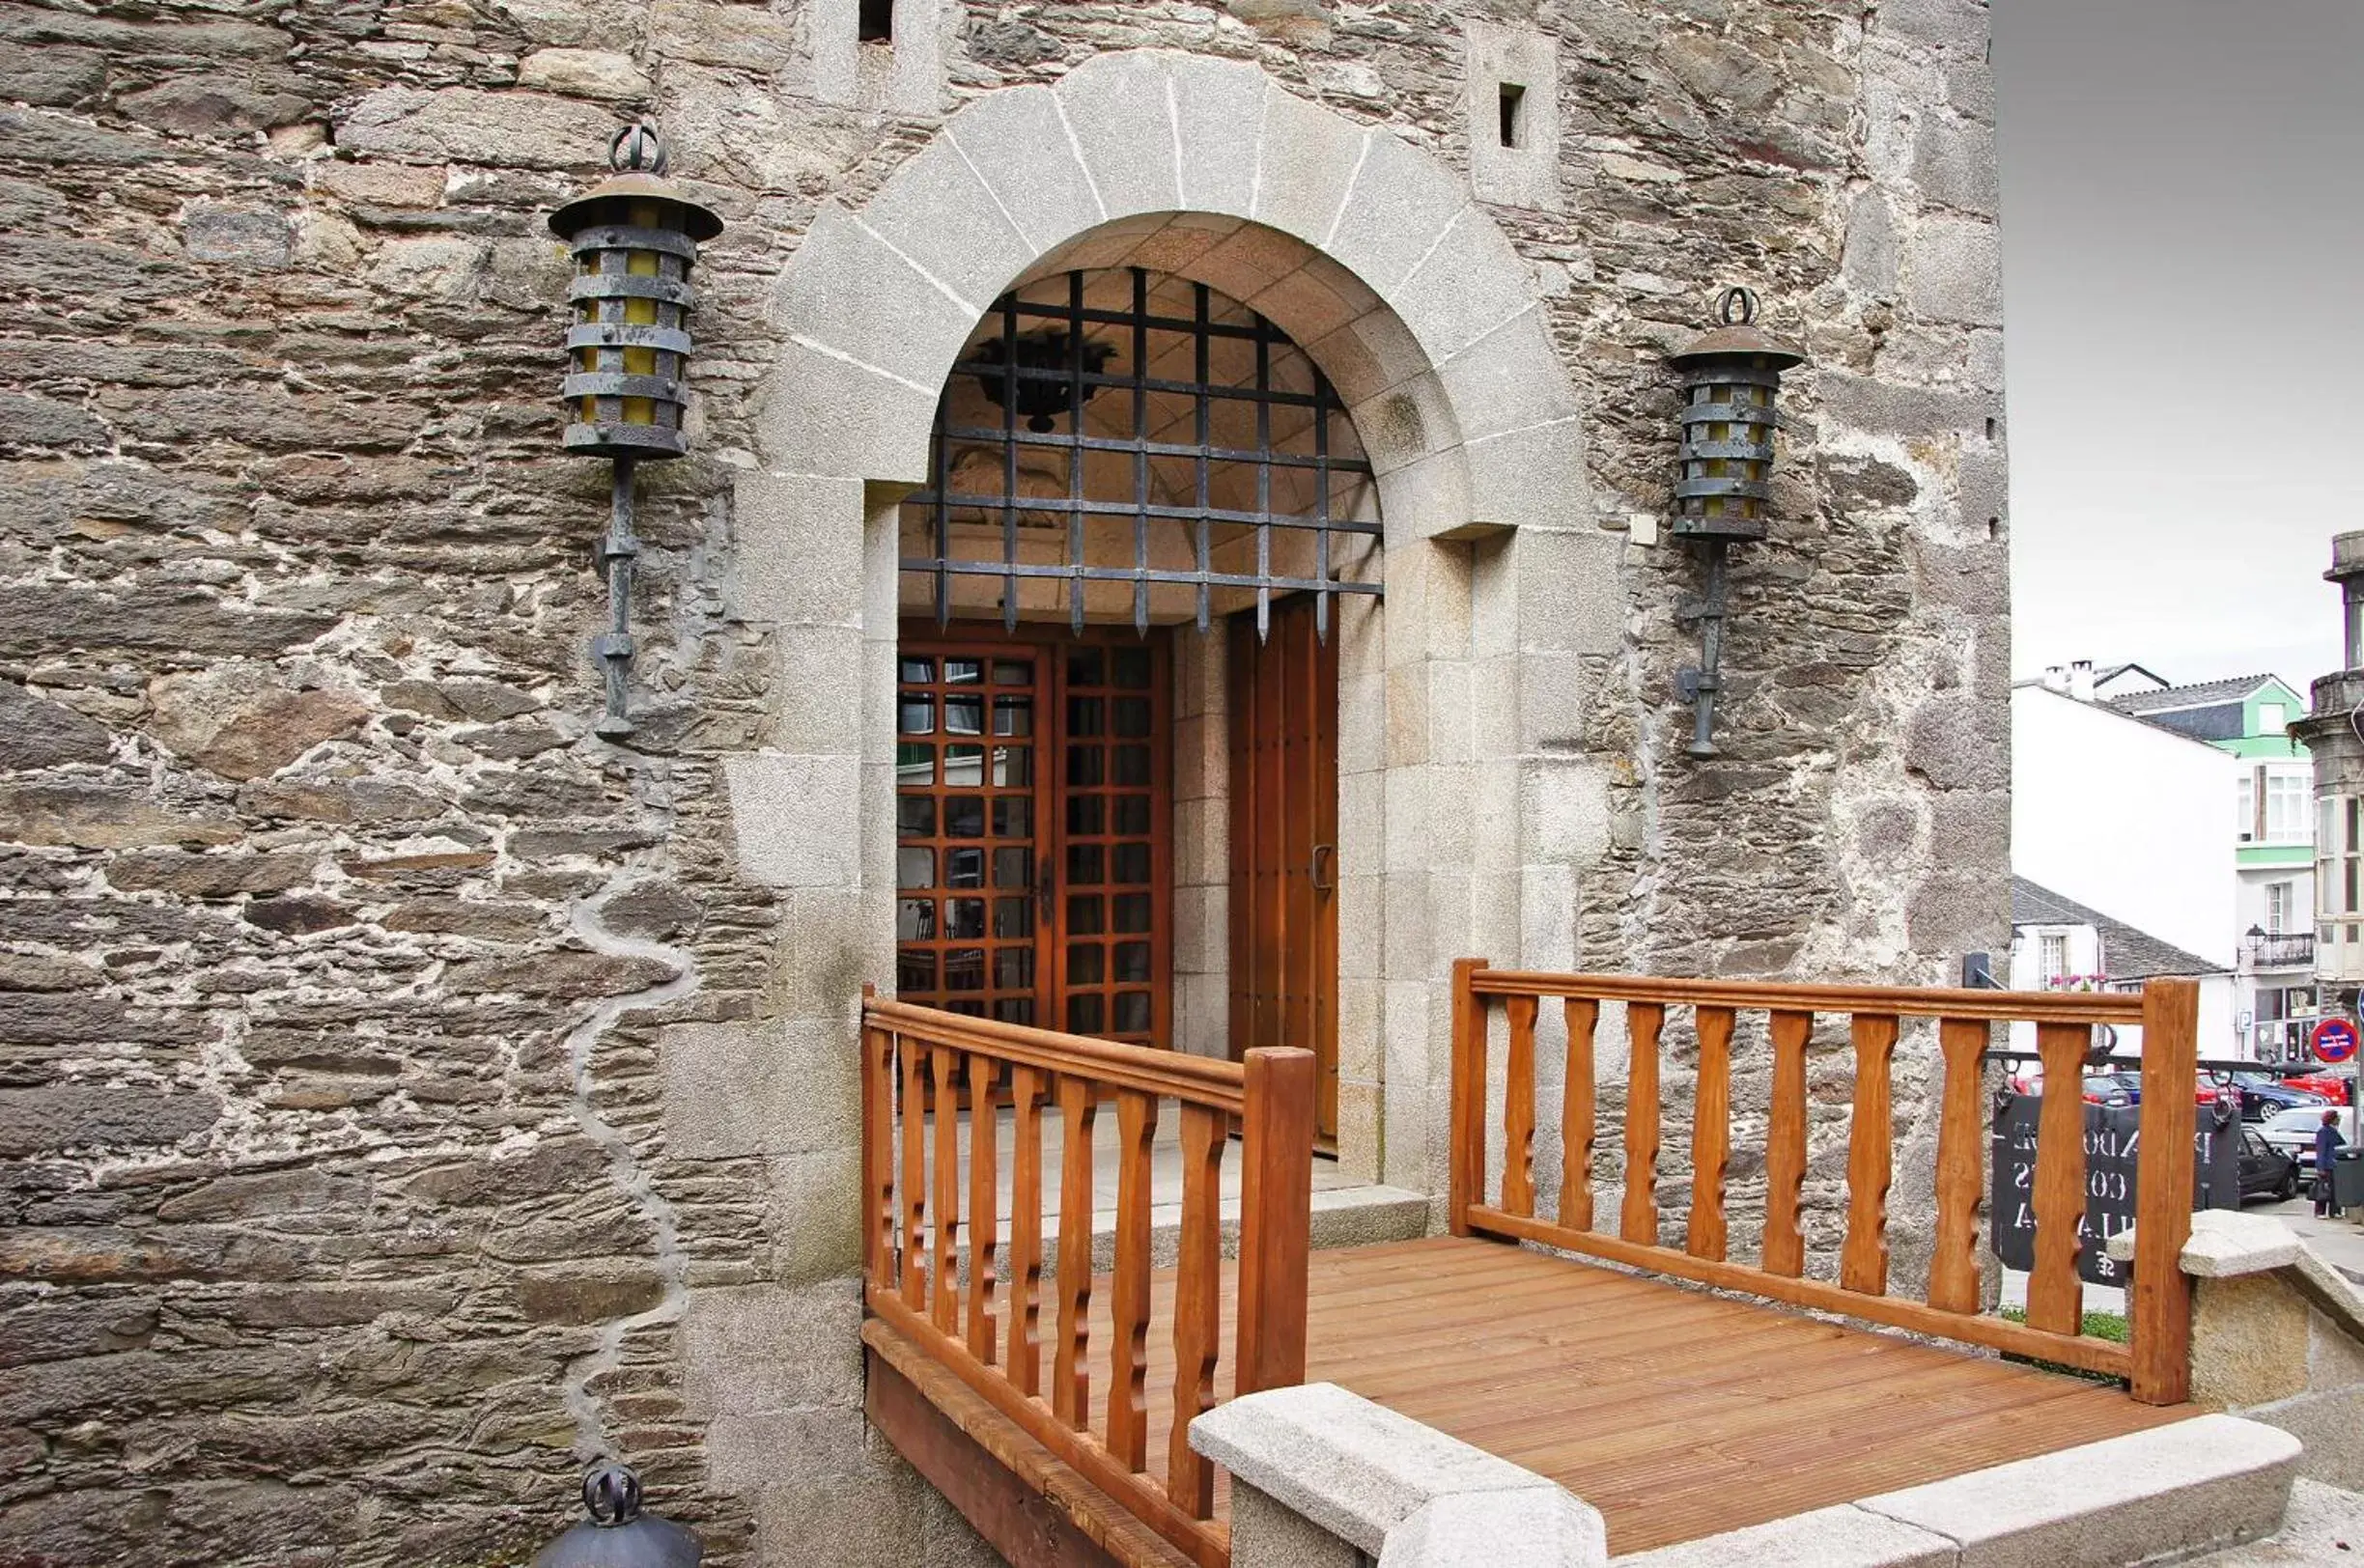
[{"left": 1989, "top": 1096, "right": 2239, "bottom": 1287}]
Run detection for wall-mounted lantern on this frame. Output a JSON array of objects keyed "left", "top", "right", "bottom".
[
  {"left": 1667, "top": 287, "right": 1804, "bottom": 759},
  {"left": 549, "top": 123, "right": 723, "bottom": 739}
]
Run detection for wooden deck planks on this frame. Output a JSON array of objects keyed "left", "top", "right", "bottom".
[{"left": 1066, "top": 1235, "right": 2184, "bottom": 1556}]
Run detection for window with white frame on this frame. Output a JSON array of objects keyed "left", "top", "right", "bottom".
[
  {"left": 2259, "top": 702, "right": 2289, "bottom": 735},
  {"left": 2238, "top": 771, "right": 2256, "bottom": 840},
  {"left": 2266, "top": 770, "right": 2311, "bottom": 843},
  {"left": 2039, "top": 932, "right": 2068, "bottom": 986},
  {"left": 2267, "top": 881, "right": 2294, "bottom": 933}
]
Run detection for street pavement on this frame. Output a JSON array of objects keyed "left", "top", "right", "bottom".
[
  {"left": 2253, "top": 1194, "right": 2364, "bottom": 1281},
  {"left": 2188, "top": 1480, "right": 2364, "bottom": 1564}
]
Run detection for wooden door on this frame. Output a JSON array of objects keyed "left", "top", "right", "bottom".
[
  {"left": 895, "top": 626, "right": 1171, "bottom": 1049},
  {"left": 1227, "top": 598, "right": 1340, "bottom": 1141}
]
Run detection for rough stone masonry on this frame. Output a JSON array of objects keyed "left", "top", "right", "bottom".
[{"left": 0, "top": 0, "right": 2007, "bottom": 1563}]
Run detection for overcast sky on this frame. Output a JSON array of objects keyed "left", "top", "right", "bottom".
[{"left": 1993, "top": 0, "right": 2364, "bottom": 694}]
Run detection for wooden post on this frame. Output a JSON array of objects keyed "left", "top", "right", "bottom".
[
  {"left": 1236, "top": 1046, "right": 1315, "bottom": 1396},
  {"left": 859, "top": 984, "right": 894, "bottom": 1292},
  {"left": 1449, "top": 958, "right": 1489, "bottom": 1237},
  {"left": 2131, "top": 977, "right": 2198, "bottom": 1405}
]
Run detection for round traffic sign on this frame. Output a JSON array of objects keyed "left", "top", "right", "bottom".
[{"left": 2312, "top": 1017, "right": 2360, "bottom": 1064}]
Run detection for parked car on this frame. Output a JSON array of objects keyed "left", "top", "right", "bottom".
[
  {"left": 2237, "top": 1128, "right": 2302, "bottom": 1204},
  {"left": 2230, "top": 1072, "right": 2329, "bottom": 1122},
  {"left": 2085, "top": 1070, "right": 2238, "bottom": 1112},
  {"left": 2274, "top": 1069, "right": 2353, "bottom": 1106},
  {"left": 2080, "top": 1075, "right": 2133, "bottom": 1106},
  {"left": 2258, "top": 1106, "right": 2334, "bottom": 1169}
]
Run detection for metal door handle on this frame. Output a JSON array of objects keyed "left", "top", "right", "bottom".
[{"left": 1309, "top": 844, "right": 1335, "bottom": 893}]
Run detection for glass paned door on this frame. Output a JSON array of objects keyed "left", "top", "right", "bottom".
[
  {"left": 896, "top": 649, "right": 1043, "bottom": 1023},
  {"left": 897, "top": 627, "right": 1170, "bottom": 1048}
]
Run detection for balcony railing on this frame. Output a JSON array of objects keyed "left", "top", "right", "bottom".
[{"left": 2253, "top": 933, "right": 2315, "bottom": 967}]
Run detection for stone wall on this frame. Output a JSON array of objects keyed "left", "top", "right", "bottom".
[{"left": 0, "top": 1, "right": 2006, "bottom": 1564}]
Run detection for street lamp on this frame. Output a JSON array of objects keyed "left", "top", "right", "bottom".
[
  {"left": 549, "top": 122, "right": 723, "bottom": 739},
  {"left": 1668, "top": 286, "right": 1805, "bottom": 760}
]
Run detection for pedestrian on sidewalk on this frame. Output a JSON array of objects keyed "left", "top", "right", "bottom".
[{"left": 2317, "top": 1108, "right": 2347, "bottom": 1218}]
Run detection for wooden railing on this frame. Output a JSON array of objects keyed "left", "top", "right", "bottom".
[
  {"left": 860, "top": 993, "right": 1316, "bottom": 1568},
  {"left": 1449, "top": 962, "right": 2199, "bottom": 1405}
]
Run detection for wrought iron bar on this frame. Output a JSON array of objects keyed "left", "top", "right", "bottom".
[
  {"left": 904, "top": 267, "right": 1380, "bottom": 632},
  {"left": 594, "top": 458, "right": 639, "bottom": 739}
]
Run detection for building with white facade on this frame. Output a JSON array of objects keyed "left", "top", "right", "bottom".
[
  {"left": 2007, "top": 877, "right": 2233, "bottom": 1059},
  {"left": 2102, "top": 670, "right": 2317, "bottom": 1056},
  {"left": 2012, "top": 672, "right": 2242, "bottom": 1053}
]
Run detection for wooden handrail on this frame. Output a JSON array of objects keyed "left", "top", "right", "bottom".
[
  {"left": 1449, "top": 964, "right": 2200, "bottom": 1407},
  {"left": 860, "top": 995, "right": 1315, "bottom": 1568},
  {"left": 1464, "top": 967, "right": 2151, "bottom": 1024},
  {"left": 864, "top": 997, "right": 1250, "bottom": 1111}
]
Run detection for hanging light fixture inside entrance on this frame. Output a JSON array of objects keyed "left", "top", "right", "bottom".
[
  {"left": 548, "top": 122, "right": 723, "bottom": 739},
  {"left": 1667, "top": 286, "right": 1804, "bottom": 760}
]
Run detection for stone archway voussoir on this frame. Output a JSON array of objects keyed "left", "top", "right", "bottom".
[
  {"left": 839, "top": 136, "right": 1041, "bottom": 320},
  {"left": 772, "top": 203, "right": 981, "bottom": 400},
  {"left": 1249, "top": 83, "right": 1374, "bottom": 254},
  {"left": 752, "top": 337, "right": 935, "bottom": 485},
  {"left": 1055, "top": 50, "right": 1188, "bottom": 222},
  {"left": 944, "top": 85, "right": 1108, "bottom": 257}
]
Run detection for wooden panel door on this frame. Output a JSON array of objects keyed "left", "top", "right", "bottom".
[
  {"left": 896, "top": 626, "right": 1171, "bottom": 1049},
  {"left": 1227, "top": 598, "right": 1339, "bottom": 1141}
]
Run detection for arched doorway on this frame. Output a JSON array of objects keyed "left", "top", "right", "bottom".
[{"left": 890, "top": 261, "right": 1381, "bottom": 1141}]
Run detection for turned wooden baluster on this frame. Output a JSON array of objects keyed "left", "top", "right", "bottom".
[
  {"left": 2027, "top": 1019, "right": 2092, "bottom": 1336},
  {"left": 1841, "top": 1013, "right": 1900, "bottom": 1296},
  {"left": 1620, "top": 1002, "right": 1665, "bottom": 1245},
  {"left": 1927, "top": 1019, "right": 1989, "bottom": 1314},
  {"left": 1762, "top": 1009, "right": 1813, "bottom": 1276},
  {"left": 1168, "top": 1103, "right": 1224, "bottom": 1517},
  {"left": 1108, "top": 1090, "right": 1159, "bottom": 1470},
  {"left": 1006, "top": 1064, "right": 1045, "bottom": 1397},
  {"left": 1502, "top": 994, "right": 1540, "bottom": 1218},
  {"left": 900, "top": 1033, "right": 929, "bottom": 1312},
  {"left": 1560, "top": 996, "right": 1598, "bottom": 1231},
  {"left": 1687, "top": 1006, "right": 1734, "bottom": 1261},
  {"left": 1053, "top": 1075, "right": 1098, "bottom": 1428},
  {"left": 966, "top": 1051, "right": 999, "bottom": 1364},
  {"left": 931, "top": 1047, "right": 962, "bottom": 1335}
]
